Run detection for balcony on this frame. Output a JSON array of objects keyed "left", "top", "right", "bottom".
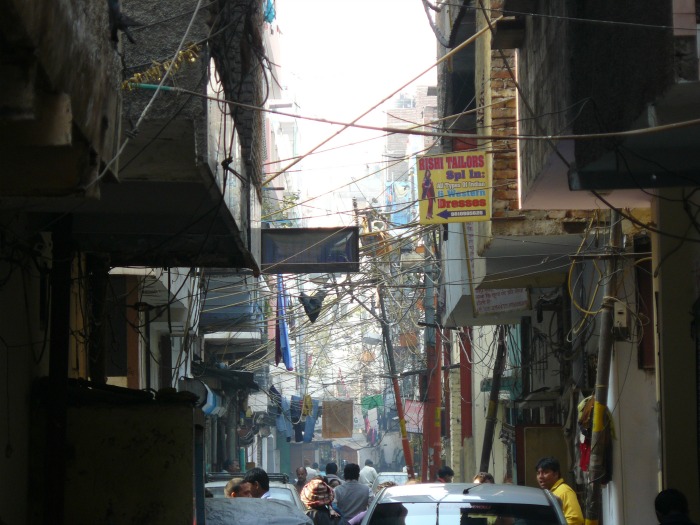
[
  {"left": 515, "top": 1, "right": 692, "bottom": 210},
  {"left": 0, "top": 0, "right": 120, "bottom": 197},
  {"left": 0, "top": 0, "right": 260, "bottom": 271}
]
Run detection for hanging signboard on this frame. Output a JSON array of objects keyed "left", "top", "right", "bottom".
[
  {"left": 463, "top": 223, "right": 531, "bottom": 316},
  {"left": 261, "top": 227, "right": 360, "bottom": 274},
  {"left": 416, "top": 151, "right": 491, "bottom": 224}
]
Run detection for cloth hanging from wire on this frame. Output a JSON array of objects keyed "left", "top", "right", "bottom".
[
  {"left": 276, "top": 395, "right": 293, "bottom": 442},
  {"left": 361, "top": 394, "right": 384, "bottom": 415},
  {"left": 299, "top": 290, "right": 327, "bottom": 323},
  {"left": 322, "top": 400, "right": 353, "bottom": 438},
  {"left": 264, "top": 0, "right": 276, "bottom": 23},
  {"left": 304, "top": 397, "right": 321, "bottom": 443},
  {"left": 275, "top": 275, "right": 293, "bottom": 371}
]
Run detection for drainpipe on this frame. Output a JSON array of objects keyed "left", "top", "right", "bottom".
[
  {"left": 479, "top": 325, "right": 507, "bottom": 473},
  {"left": 584, "top": 210, "right": 622, "bottom": 525}
]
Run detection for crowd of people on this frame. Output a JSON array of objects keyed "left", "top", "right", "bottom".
[{"left": 216, "top": 456, "right": 698, "bottom": 525}]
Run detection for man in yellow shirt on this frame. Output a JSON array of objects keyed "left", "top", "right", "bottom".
[{"left": 535, "top": 457, "right": 583, "bottom": 525}]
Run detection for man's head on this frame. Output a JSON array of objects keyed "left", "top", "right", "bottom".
[
  {"left": 296, "top": 467, "right": 308, "bottom": 483},
  {"left": 655, "top": 489, "right": 690, "bottom": 519},
  {"left": 344, "top": 463, "right": 361, "bottom": 481},
  {"left": 222, "top": 459, "right": 239, "bottom": 473},
  {"left": 473, "top": 472, "right": 494, "bottom": 484},
  {"left": 312, "top": 462, "right": 319, "bottom": 470},
  {"left": 375, "top": 481, "right": 397, "bottom": 493},
  {"left": 364, "top": 459, "right": 373, "bottom": 467},
  {"left": 326, "top": 462, "right": 339, "bottom": 475},
  {"left": 535, "top": 457, "right": 561, "bottom": 490},
  {"left": 243, "top": 467, "right": 270, "bottom": 498},
  {"left": 437, "top": 466, "right": 454, "bottom": 483},
  {"left": 224, "top": 477, "right": 252, "bottom": 498}
]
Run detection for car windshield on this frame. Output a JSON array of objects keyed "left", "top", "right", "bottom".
[
  {"left": 268, "top": 486, "right": 294, "bottom": 503},
  {"left": 205, "top": 484, "right": 227, "bottom": 498},
  {"left": 375, "top": 474, "right": 409, "bottom": 486},
  {"left": 367, "top": 502, "right": 560, "bottom": 525}
]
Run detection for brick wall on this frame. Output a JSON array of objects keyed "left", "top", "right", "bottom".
[
  {"left": 518, "top": 1, "right": 674, "bottom": 182},
  {"left": 476, "top": 0, "right": 594, "bottom": 232}
]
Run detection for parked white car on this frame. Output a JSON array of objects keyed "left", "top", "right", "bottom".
[
  {"left": 205, "top": 497, "right": 311, "bottom": 525},
  {"left": 205, "top": 475, "right": 306, "bottom": 512},
  {"left": 362, "top": 482, "right": 567, "bottom": 525},
  {"left": 370, "top": 472, "right": 410, "bottom": 492}
]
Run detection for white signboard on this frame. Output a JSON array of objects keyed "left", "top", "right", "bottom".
[{"left": 464, "top": 223, "right": 531, "bottom": 315}]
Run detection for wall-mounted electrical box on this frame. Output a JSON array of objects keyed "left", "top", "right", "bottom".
[{"left": 613, "top": 301, "right": 630, "bottom": 340}]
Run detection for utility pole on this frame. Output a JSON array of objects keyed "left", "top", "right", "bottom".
[
  {"left": 346, "top": 282, "right": 415, "bottom": 478},
  {"left": 351, "top": 200, "right": 414, "bottom": 478},
  {"left": 584, "top": 210, "right": 622, "bottom": 525},
  {"left": 479, "top": 325, "right": 507, "bottom": 473},
  {"left": 422, "top": 255, "right": 442, "bottom": 482},
  {"left": 460, "top": 328, "right": 474, "bottom": 481},
  {"left": 378, "top": 286, "right": 416, "bottom": 479}
]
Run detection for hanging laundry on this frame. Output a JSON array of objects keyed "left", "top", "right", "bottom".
[
  {"left": 302, "top": 394, "right": 314, "bottom": 417},
  {"left": 263, "top": 0, "right": 275, "bottom": 23},
  {"left": 275, "top": 275, "right": 293, "bottom": 371},
  {"left": 293, "top": 422, "right": 304, "bottom": 443},
  {"left": 367, "top": 407, "right": 379, "bottom": 430},
  {"left": 299, "top": 290, "right": 327, "bottom": 323},
  {"left": 276, "top": 395, "right": 293, "bottom": 442},
  {"left": 361, "top": 394, "right": 384, "bottom": 415},
  {"left": 577, "top": 395, "right": 615, "bottom": 484},
  {"left": 303, "top": 397, "right": 320, "bottom": 443},
  {"left": 269, "top": 385, "right": 282, "bottom": 416},
  {"left": 291, "top": 395, "right": 303, "bottom": 417}
]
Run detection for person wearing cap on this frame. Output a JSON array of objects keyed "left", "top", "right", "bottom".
[{"left": 300, "top": 478, "right": 338, "bottom": 525}]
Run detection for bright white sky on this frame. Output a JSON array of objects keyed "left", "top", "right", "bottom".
[{"left": 274, "top": 0, "right": 438, "bottom": 226}]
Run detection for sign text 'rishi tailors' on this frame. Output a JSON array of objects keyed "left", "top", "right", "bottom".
[{"left": 416, "top": 151, "right": 491, "bottom": 224}]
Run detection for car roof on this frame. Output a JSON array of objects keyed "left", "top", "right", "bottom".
[
  {"left": 205, "top": 480, "right": 296, "bottom": 488},
  {"left": 270, "top": 481, "right": 295, "bottom": 487},
  {"left": 205, "top": 498, "right": 311, "bottom": 525},
  {"left": 376, "top": 483, "right": 552, "bottom": 506}
]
